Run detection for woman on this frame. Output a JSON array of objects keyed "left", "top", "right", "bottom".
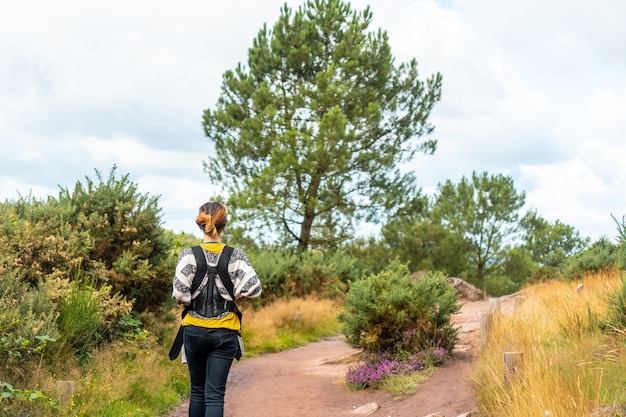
[{"left": 172, "top": 201, "right": 261, "bottom": 417}]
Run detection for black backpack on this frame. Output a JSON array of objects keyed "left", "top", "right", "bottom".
[{"left": 168, "top": 245, "right": 237, "bottom": 360}]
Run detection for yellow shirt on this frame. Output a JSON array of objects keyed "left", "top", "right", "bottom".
[
  {"left": 182, "top": 242, "right": 241, "bottom": 331},
  {"left": 182, "top": 311, "right": 241, "bottom": 331}
]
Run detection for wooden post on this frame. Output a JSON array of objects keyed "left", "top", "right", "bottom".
[
  {"left": 489, "top": 298, "right": 501, "bottom": 314},
  {"left": 56, "top": 380, "right": 75, "bottom": 406},
  {"left": 480, "top": 313, "right": 493, "bottom": 347},
  {"left": 514, "top": 296, "right": 525, "bottom": 309},
  {"left": 503, "top": 351, "right": 523, "bottom": 388}
]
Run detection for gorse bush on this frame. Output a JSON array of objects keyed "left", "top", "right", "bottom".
[
  {"left": 57, "top": 166, "right": 174, "bottom": 311},
  {"left": 0, "top": 166, "right": 168, "bottom": 387},
  {"left": 339, "top": 260, "right": 459, "bottom": 354},
  {"left": 0, "top": 166, "right": 175, "bottom": 313}
]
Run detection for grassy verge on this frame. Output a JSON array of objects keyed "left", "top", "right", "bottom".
[
  {"left": 240, "top": 297, "right": 343, "bottom": 355},
  {"left": 474, "top": 269, "right": 626, "bottom": 417},
  {"left": 0, "top": 297, "right": 343, "bottom": 417}
]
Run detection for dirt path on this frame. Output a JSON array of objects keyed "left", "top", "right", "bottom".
[{"left": 166, "top": 297, "right": 513, "bottom": 417}]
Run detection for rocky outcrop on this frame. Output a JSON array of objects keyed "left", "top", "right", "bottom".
[{"left": 446, "top": 277, "right": 485, "bottom": 301}]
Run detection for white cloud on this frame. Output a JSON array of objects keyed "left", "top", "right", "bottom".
[
  {"left": 521, "top": 159, "right": 623, "bottom": 240},
  {"left": 1, "top": 0, "right": 625, "bottom": 243}
]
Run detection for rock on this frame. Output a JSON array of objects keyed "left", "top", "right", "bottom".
[
  {"left": 423, "top": 413, "right": 445, "bottom": 417},
  {"left": 457, "top": 412, "right": 481, "bottom": 417},
  {"left": 446, "top": 277, "right": 485, "bottom": 301},
  {"left": 352, "top": 402, "right": 380, "bottom": 415}
]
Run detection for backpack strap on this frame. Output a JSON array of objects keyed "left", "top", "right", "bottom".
[
  {"left": 190, "top": 245, "right": 208, "bottom": 296},
  {"left": 168, "top": 245, "right": 209, "bottom": 361},
  {"left": 216, "top": 245, "right": 244, "bottom": 361},
  {"left": 216, "top": 246, "right": 235, "bottom": 298}
]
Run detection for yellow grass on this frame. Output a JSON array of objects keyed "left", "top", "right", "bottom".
[
  {"left": 240, "top": 297, "right": 343, "bottom": 354},
  {"left": 475, "top": 269, "right": 625, "bottom": 417}
]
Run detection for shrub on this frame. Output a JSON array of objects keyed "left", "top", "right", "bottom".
[
  {"left": 249, "top": 249, "right": 360, "bottom": 302},
  {"left": 57, "top": 166, "right": 174, "bottom": 311},
  {"left": 561, "top": 237, "right": 618, "bottom": 279},
  {"left": 0, "top": 382, "right": 58, "bottom": 416},
  {"left": 338, "top": 260, "right": 459, "bottom": 355},
  {"left": 0, "top": 167, "right": 176, "bottom": 313}
]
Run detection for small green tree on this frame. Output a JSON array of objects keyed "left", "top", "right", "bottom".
[
  {"left": 434, "top": 171, "right": 526, "bottom": 286},
  {"left": 339, "top": 261, "right": 459, "bottom": 354},
  {"left": 382, "top": 194, "right": 472, "bottom": 277},
  {"left": 520, "top": 209, "right": 589, "bottom": 269},
  {"left": 202, "top": 0, "right": 442, "bottom": 251}
]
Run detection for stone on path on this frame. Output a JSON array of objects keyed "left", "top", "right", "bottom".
[{"left": 352, "top": 402, "right": 380, "bottom": 415}]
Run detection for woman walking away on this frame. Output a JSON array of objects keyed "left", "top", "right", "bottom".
[{"left": 172, "top": 201, "right": 261, "bottom": 417}]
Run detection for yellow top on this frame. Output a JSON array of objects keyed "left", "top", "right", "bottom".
[
  {"left": 182, "top": 311, "right": 240, "bottom": 331},
  {"left": 182, "top": 242, "right": 241, "bottom": 331}
]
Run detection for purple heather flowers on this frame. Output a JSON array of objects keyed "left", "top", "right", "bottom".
[{"left": 345, "top": 346, "right": 448, "bottom": 388}]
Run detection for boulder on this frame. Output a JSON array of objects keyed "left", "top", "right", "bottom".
[{"left": 446, "top": 277, "right": 484, "bottom": 301}]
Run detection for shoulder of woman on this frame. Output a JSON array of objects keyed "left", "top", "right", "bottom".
[
  {"left": 177, "top": 246, "right": 194, "bottom": 259},
  {"left": 224, "top": 247, "right": 252, "bottom": 264}
]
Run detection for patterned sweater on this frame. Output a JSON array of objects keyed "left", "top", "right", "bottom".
[{"left": 172, "top": 243, "right": 261, "bottom": 324}]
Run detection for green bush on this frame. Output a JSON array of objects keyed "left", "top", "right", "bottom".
[
  {"left": 0, "top": 382, "right": 57, "bottom": 417},
  {"left": 57, "top": 166, "right": 174, "bottom": 311},
  {"left": 0, "top": 167, "right": 175, "bottom": 312},
  {"left": 0, "top": 196, "right": 89, "bottom": 286},
  {"left": 338, "top": 260, "right": 459, "bottom": 354},
  {"left": 249, "top": 249, "right": 360, "bottom": 302},
  {"left": 561, "top": 237, "right": 618, "bottom": 279}
]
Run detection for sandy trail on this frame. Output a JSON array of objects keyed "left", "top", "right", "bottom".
[{"left": 166, "top": 297, "right": 514, "bottom": 417}]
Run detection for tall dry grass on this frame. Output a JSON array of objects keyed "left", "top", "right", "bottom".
[
  {"left": 241, "top": 297, "right": 343, "bottom": 354},
  {"left": 475, "top": 269, "right": 625, "bottom": 417}
]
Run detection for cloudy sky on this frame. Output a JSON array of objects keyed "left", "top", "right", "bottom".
[{"left": 1, "top": 0, "right": 625, "bottom": 242}]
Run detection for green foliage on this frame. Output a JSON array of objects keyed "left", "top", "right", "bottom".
[
  {"left": 57, "top": 166, "right": 174, "bottom": 311},
  {"left": 341, "top": 236, "right": 392, "bottom": 277},
  {"left": 202, "top": 0, "right": 442, "bottom": 251},
  {"left": 0, "top": 195, "right": 89, "bottom": 286},
  {"left": 501, "top": 247, "right": 536, "bottom": 284},
  {"left": 0, "top": 270, "right": 60, "bottom": 380},
  {"left": 520, "top": 209, "right": 589, "bottom": 269},
  {"left": 56, "top": 278, "right": 107, "bottom": 357},
  {"left": 339, "top": 261, "right": 459, "bottom": 354},
  {"left": 378, "top": 171, "right": 590, "bottom": 295},
  {"left": 382, "top": 200, "right": 472, "bottom": 278},
  {"left": 0, "top": 167, "right": 175, "bottom": 312},
  {"left": 561, "top": 237, "right": 618, "bottom": 279},
  {"left": 434, "top": 171, "right": 526, "bottom": 286},
  {"left": 249, "top": 249, "right": 360, "bottom": 302},
  {"left": 0, "top": 382, "right": 58, "bottom": 417}
]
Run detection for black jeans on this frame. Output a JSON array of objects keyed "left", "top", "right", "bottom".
[{"left": 183, "top": 326, "right": 238, "bottom": 417}]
